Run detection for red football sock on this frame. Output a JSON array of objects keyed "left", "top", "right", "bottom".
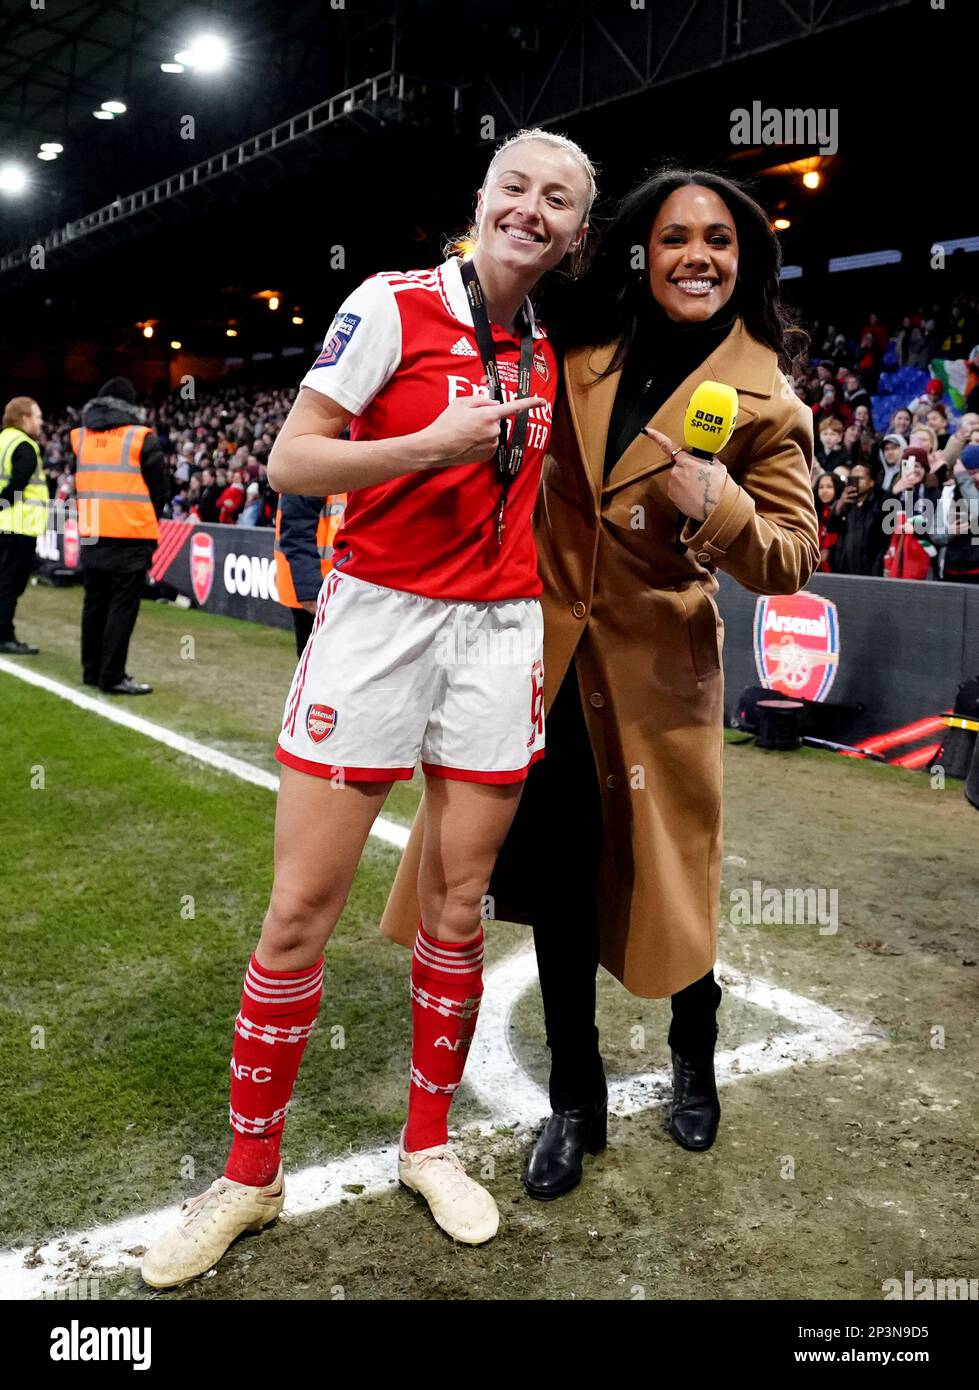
[
  {"left": 404, "top": 922, "right": 484, "bottom": 1152},
  {"left": 224, "top": 953, "right": 323, "bottom": 1187}
]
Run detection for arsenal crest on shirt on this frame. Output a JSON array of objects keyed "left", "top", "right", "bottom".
[{"left": 306, "top": 703, "right": 338, "bottom": 743}]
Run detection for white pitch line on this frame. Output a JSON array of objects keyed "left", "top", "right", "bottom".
[
  {"left": 0, "top": 654, "right": 881, "bottom": 1299},
  {"left": 0, "top": 1122, "right": 514, "bottom": 1303},
  {"left": 0, "top": 941, "right": 878, "bottom": 1299},
  {"left": 461, "top": 950, "right": 880, "bottom": 1122},
  {"left": 0, "top": 657, "right": 408, "bottom": 849},
  {"left": 463, "top": 946, "right": 549, "bottom": 1123},
  {"left": 0, "top": 946, "right": 528, "bottom": 1301}
]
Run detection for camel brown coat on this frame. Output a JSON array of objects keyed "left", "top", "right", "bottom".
[{"left": 379, "top": 318, "right": 820, "bottom": 997}]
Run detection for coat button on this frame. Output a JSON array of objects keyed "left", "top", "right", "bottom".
[
  {"left": 605, "top": 773, "right": 620, "bottom": 789},
  {"left": 572, "top": 600, "right": 587, "bottom": 618},
  {"left": 695, "top": 550, "right": 712, "bottom": 565},
  {"left": 588, "top": 692, "right": 605, "bottom": 708}
]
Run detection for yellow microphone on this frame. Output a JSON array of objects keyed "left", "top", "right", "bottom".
[
  {"left": 674, "top": 380, "right": 739, "bottom": 551},
  {"left": 683, "top": 380, "right": 739, "bottom": 459}
]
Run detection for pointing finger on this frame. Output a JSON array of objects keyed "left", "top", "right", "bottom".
[
  {"left": 492, "top": 395, "right": 548, "bottom": 419},
  {"left": 642, "top": 425, "right": 676, "bottom": 458}
]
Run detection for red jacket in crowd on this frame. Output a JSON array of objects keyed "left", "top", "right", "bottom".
[{"left": 217, "top": 483, "right": 245, "bottom": 525}]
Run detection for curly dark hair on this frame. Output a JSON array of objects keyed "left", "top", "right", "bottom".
[
  {"left": 814, "top": 471, "right": 845, "bottom": 503},
  {"left": 539, "top": 166, "right": 808, "bottom": 375}
]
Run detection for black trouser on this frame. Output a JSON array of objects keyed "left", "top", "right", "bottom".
[
  {"left": 525, "top": 662, "right": 721, "bottom": 1111},
  {"left": 81, "top": 565, "right": 148, "bottom": 688},
  {"left": 291, "top": 605, "right": 315, "bottom": 657},
  {"left": 0, "top": 533, "right": 37, "bottom": 642}
]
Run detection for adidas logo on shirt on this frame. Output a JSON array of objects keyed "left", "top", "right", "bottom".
[{"left": 450, "top": 336, "right": 478, "bottom": 356}]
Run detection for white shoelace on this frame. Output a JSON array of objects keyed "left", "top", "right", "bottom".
[
  {"left": 179, "top": 1180, "right": 231, "bottom": 1226},
  {"left": 413, "top": 1150, "right": 482, "bottom": 1203}
]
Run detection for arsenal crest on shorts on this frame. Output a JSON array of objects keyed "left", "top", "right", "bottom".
[
  {"left": 190, "top": 532, "right": 215, "bottom": 606},
  {"left": 306, "top": 703, "right": 337, "bottom": 743}
]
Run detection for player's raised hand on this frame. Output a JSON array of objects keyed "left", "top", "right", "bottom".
[{"left": 418, "top": 394, "right": 548, "bottom": 468}]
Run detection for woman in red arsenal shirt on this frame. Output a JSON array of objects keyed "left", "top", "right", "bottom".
[{"left": 143, "top": 129, "right": 596, "bottom": 1286}]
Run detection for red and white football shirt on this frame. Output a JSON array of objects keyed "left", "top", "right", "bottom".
[{"left": 299, "top": 256, "right": 558, "bottom": 602}]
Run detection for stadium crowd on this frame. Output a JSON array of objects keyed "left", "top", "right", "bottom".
[
  {"left": 37, "top": 385, "right": 295, "bottom": 529},
  {"left": 23, "top": 292, "right": 979, "bottom": 586},
  {"left": 797, "top": 293, "right": 979, "bottom": 583}
]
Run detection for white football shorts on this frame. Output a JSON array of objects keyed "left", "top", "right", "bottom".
[{"left": 275, "top": 568, "right": 545, "bottom": 784}]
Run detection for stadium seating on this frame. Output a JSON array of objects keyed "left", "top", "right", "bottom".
[{"left": 872, "top": 365, "right": 930, "bottom": 429}]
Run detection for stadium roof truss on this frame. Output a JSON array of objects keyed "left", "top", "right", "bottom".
[
  {"left": 0, "top": 0, "right": 915, "bottom": 286},
  {"left": 471, "top": 0, "right": 916, "bottom": 130},
  {"left": 0, "top": 71, "right": 463, "bottom": 279},
  {"left": 0, "top": 0, "right": 165, "bottom": 144}
]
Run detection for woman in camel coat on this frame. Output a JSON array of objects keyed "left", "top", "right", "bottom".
[{"left": 381, "top": 168, "right": 819, "bottom": 1197}]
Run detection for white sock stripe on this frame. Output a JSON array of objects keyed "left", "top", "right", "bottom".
[
  {"left": 242, "top": 985, "right": 320, "bottom": 999},
  {"left": 243, "top": 967, "right": 323, "bottom": 1005},
  {"left": 416, "top": 930, "right": 484, "bottom": 959},
  {"left": 235, "top": 1012, "right": 316, "bottom": 1044},
  {"left": 240, "top": 984, "right": 321, "bottom": 1006},
  {"left": 413, "top": 943, "right": 484, "bottom": 968},
  {"left": 413, "top": 937, "right": 483, "bottom": 970},
  {"left": 412, "top": 959, "right": 483, "bottom": 979},
  {"left": 228, "top": 1101, "right": 291, "bottom": 1135},
  {"left": 242, "top": 982, "right": 323, "bottom": 1007},
  {"left": 246, "top": 960, "right": 323, "bottom": 982},
  {"left": 245, "top": 961, "right": 323, "bottom": 990},
  {"left": 409, "top": 1065, "right": 459, "bottom": 1096}
]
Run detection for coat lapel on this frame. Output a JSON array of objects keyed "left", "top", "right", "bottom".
[
  {"left": 562, "top": 341, "right": 620, "bottom": 513},
  {"left": 563, "top": 319, "right": 778, "bottom": 502}
]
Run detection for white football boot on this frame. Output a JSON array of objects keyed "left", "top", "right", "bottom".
[
  {"left": 141, "top": 1164, "right": 285, "bottom": 1288},
  {"left": 398, "top": 1129, "right": 499, "bottom": 1245}
]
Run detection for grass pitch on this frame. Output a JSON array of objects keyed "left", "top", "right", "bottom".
[{"left": 2, "top": 581, "right": 977, "bottom": 1300}]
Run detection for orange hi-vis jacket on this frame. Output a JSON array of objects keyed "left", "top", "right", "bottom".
[
  {"left": 70, "top": 424, "right": 160, "bottom": 542},
  {"left": 274, "top": 494, "right": 346, "bottom": 608}
]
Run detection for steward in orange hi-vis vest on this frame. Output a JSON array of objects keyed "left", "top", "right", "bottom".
[
  {"left": 71, "top": 377, "right": 167, "bottom": 695},
  {"left": 71, "top": 422, "right": 159, "bottom": 542}
]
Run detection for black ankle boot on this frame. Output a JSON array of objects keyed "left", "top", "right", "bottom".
[
  {"left": 523, "top": 1088, "right": 607, "bottom": 1201},
  {"left": 668, "top": 1045, "right": 720, "bottom": 1151}
]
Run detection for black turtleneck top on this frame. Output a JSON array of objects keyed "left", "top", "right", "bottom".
[{"left": 604, "top": 296, "right": 739, "bottom": 478}]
